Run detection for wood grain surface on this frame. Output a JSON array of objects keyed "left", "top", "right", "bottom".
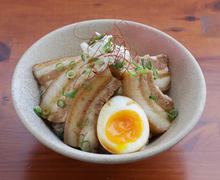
[{"left": 0, "top": 0, "right": 220, "bottom": 179}]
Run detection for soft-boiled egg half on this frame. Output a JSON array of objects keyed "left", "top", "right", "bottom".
[{"left": 97, "top": 96, "right": 149, "bottom": 154}]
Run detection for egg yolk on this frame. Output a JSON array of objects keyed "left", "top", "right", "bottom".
[{"left": 105, "top": 110, "right": 143, "bottom": 146}]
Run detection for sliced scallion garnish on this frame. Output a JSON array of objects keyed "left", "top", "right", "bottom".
[
  {"left": 139, "top": 69, "right": 147, "bottom": 74},
  {"left": 111, "top": 61, "right": 122, "bottom": 70},
  {"left": 80, "top": 140, "right": 90, "bottom": 152},
  {"left": 153, "top": 69, "right": 158, "bottom": 80},
  {"left": 132, "top": 62, "right": 139, "bottom": 71},
  {"left": 141, "top": 58, "right": 145, "bottom": 69},
  {"left": 65, "top": 61, "right": 75, "bottom": 74},
  {"left": 138, "top": 64, "right": 147, "bottom": 74},
  {"left": 132, "top": 61, "right": 146, "bottom": 74},
  {"left": 91, "top": 58, "right": 99, "bottom": 62},
  {"left": 89, "top": 40, "right": 95, "bottom": 46},
  {"left": 93, "top": 33, "right": 105, "bottom": 41},
  {"left": 127, "top": 69, "right": 139, "bottom": 77},
  {"left": 167, "top": 109, "right": 178, "bottom": 119},
  {"left": 120, "top": 61, "right": 127, "bottom": 70},
  {"left": 62, "top": 88, "right": 65, "bottom": 96},
  {"left": 146, "top": 61, "right": 152, "bottom": 70},
  {"left": 33, "top": 106, "right": 41, "bottom": 116},
  {"left": 88, "top": 33, "right": 105, "bottom": 46},
  {"left": 56, "top": 99, "right": 66, "bottom": 108},
  {"left": 66, "top": 70, "right": 76, "bottom": 79},
  {"left": 84, "top": 65, "right": 92, "bottom": 77},
  {"left": 41, "top": 108, "right": 50, "bottom": 116},
  {"left": 77, "top": 118, "right": 89, "bottom": 127},
  {"left": 149, "top": 95, "right": 158, "bottom": 102},
  {"left": 68, "top": 61, "right": 75, "bottom": 69},
  {"left": 81, "top": 81, "right": 92, "bottom": 91},
  {"left": 56, "top": 62, "right": 65, "bottom": 71},
  {"left": 115, "top": 61, "right": 121, "bottom": 69},
  {"left": 103, "top": 37, "right": 112, "bottom": 53},
  {"left": 81, "top": 54, "right": 85, "bottom": 62},
  {"left": 62, "top": 88, "right": 78, "bottom": 98}
]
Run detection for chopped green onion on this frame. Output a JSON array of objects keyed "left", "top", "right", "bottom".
[
  {"left": 105, "top": 48, "right": 111, "bottom": 53},
  {"left": 103, "top": 37, "right": 112, "bottom": 53},
  {"left": 84, "top": 65, "right": 92, "bottom": 77},
  {"left": 137, "top": 65, "right": 147, "bottom": 74},
  {"left": 65, "top": 61, "right": 76, "bottom": 74},
  {"left": 132, "top": 62, "right": 139, "bottom": 70},
  {"left": 56, "top": 99, "right": 66, "bottom": 108},
  {"left": 141, "top": 58, "right": 146, "bottom": 69},
  {"left": 88, "top": 33, "right": 105, "bottom": 46},
  {"left": 62, "top": 88, "right": 78, "bottom": 98},
  {"left": 115, "top": 61, "right": 121, "bottom": 69},
  {"left": 149, "top": 95, "right": 158, "bottom": 102},
  {"left": 167, "top": 109, "right": 178, "bottom": 119},
  {"left": 139, "top": 69, "right": 147, "bottom": 74},
  {"left": 62, "top": 88, "right": 65, "bottom": 96},
  {"left": 69, "top": 61, "right": 75, "bottom": 69},
  {"left": 127, "top": 69, "right": 139, "bottom": 77},
  {"left": 146, "top": 61, "right": 152, "bottom": 70},
  {"left": 91, "top": 58, "right": 99, "bottom": 62},
  {"left": 81, "top": 54, "right": 85, "bottom": 62},
  {"left": 81, "top": 81, "right": 92, "bottom": 91},
  {"left": 80, "top": 140, "right": 90, "bottom": 152},
  {"left": 153, "top": 69, "right": 158, "bottom": 80},
  {"left": 77, "top": 118, "right": 89, "bottom": 127},
  {"left": 33, "top": 106, "right": 41, "bottom": 116},
  {"left": 89, "top": 40, "right": 96, "bottom": 46},
  {"left": 66, "top": 70, "right": 76, "bottom": 79},
  {"left": 93, "top": 33, "right": 105, "bottom": 41},
  {"left": 120, "top": 61, "right": 127, "bottom": 70},
  {"left": 133, "top": 62, "right": 144, "bottom": 74},
  {"left": 111, "top": 61, "right": 123, "bottom": 70},
  {"left": 56, "top": 62, "right": 65, "bottom": 71},
  {"left": 132, "top": 61, "right": 146, "bottom": 74},
  {"left": 41, "top": 108, "right": 50, "bottom": 116}
]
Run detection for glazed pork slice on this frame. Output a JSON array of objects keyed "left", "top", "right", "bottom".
[
  {"left": 39, "top": 60, "right": 91, "bottom": 123},
  {"left": 64, "top": 69, "right": 121, "bottom": 152},
  {"left": 33, "top": 56, "right": 81, "bottom": 89},
  {"left": 135, "top": 54, "right": 171, "bottom": 92},
  {"left": 123, "top": 70, "right": 174, "bottom": 134}
]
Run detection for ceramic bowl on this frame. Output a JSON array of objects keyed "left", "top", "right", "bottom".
[{"left": 12, "top": 19, "right": 206, "bottom": 164}]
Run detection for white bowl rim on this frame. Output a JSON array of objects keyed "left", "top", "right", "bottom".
[{"left": 12, "top": 19, "right": 206, "bottom": 164}]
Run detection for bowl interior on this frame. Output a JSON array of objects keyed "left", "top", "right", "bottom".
[{"left": 12, "top": 19, "right": 206, "bottom": 164}]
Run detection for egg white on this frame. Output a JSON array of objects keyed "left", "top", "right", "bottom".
[{"left": 97, "top": 96, "right": 150, "bottom": 154}]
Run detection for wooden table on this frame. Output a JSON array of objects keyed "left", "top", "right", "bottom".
[{"left": 0, "top": 0, "right": 219, "bottom": 179}]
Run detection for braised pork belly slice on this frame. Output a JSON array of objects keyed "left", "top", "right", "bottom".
[
  {"left": 134, "top": 54, "right": 171, "bottom": 92},
  {"left": 64, "top": 69, "right": 121, "bottom": 152},
  {"left": 123, "top": 70, "right": 174, "bottom": 134},
  {"left": 39, "top": 60, "right": 92, "bottom": 123},
  {"left": 33, "top": 56, "right": 81, "bottom": 88}
]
